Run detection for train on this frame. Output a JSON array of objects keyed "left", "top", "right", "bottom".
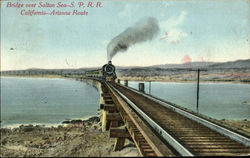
[{"left": 85, "top": 61, "right": 117, "bottom": 81}]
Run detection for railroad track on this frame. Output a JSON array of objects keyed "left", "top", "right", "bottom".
[{"left": 103, "top": 81, "right": 250, "bottom": 156}]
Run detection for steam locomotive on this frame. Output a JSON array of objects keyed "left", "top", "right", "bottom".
[{"left": 85, "top": 61, "right": 117, "bottom": 81}]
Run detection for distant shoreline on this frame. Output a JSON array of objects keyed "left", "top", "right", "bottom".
[
  {"left": 1, "top": 74, "right": 250, "bottom": 84},
  {"left": 118, "top": 77, "right": 250, "bottom": 84},
  {"left": 1, "top": 74, "right": 63, "bottom": 79}
]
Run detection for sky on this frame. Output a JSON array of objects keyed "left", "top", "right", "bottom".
[{"left": 1, "top": 0, "right": 250, "bottom": 70}]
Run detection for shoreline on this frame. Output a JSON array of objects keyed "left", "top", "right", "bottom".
[
  {"left": 117, "top": 76, "right": 250, "bottom": 84},
  {"left": 1, "top": 115, "right": 98, "bottom": 129},
  {"left": 1, "top": 74, "right": 63, "bottom": 79},
  {"left": 1, "top": 74, "right": 250, "bottom": 84},
  {"left": 0, "top": 115, "right": 139, "bottom": 157},
  {"left": 2, "top": 117, "right": 249, "bottom": 130},
  {"left": 120, "top": 79, "right": 250, "bottom": 85},
  {"left": 1, "top": 115, "right": 249, "bottom": 136}
]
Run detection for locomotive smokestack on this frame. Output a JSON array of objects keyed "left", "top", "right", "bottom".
[{"left": 107, "top": 17, "right": 159, "bottom": 61}]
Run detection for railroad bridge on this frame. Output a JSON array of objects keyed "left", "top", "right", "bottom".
[{"left": 80, "top": 77, "right": 249, "bottom": 157}]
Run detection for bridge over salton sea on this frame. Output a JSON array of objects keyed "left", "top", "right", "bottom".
[{"left": 72, "top": 77, "right": 250, "bottom": 157}]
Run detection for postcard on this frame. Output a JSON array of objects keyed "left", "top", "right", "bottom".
[{"left": 1, "top": 0, "right": 249, "bottom": 157}]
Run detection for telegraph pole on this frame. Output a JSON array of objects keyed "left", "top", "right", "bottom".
[
  {"left": 149, "top": 81, "right": 151, "bottom": 95},
  {"left": 196, "top": 69, "right": 200, "bottom": 113}
]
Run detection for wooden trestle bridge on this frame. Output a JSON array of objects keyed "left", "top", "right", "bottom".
[{"left": 81, "top": 77, "right": 249, "bottom": 157}]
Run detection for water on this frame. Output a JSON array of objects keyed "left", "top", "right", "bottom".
[
  {"left": 1, "top": 77, "right": 249, "bottom": 128},
  {"left": 127, "top": 81, "right": 250, "bottom": 120},
  {"left": 1, "top": 77, "right": 100, "bottom": 128}
]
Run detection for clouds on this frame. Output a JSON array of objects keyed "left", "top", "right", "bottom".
[
  {"left": 161, "top": 11, "right": 187, "bottom": 29},
  {"left": 159, "top": 11, "right": 188, "bottom": 43}
]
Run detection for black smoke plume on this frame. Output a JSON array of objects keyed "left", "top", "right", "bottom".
[{"left": 107, "top": 17, "right": 159, "bottom": 61}]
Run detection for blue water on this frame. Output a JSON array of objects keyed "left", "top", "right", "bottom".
[
  {"left": 1, "top": 77, "right": 100, "bottom": 127},
  {"left": 127, "top": 81, "right": 250, "bottom": 120},
  {"left": 1, "top": 77, "right": 249, "bottom": 128}
]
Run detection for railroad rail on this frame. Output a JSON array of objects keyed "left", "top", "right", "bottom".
[{"left": 87, "top": 78, "right": 250, "bottom": 156}]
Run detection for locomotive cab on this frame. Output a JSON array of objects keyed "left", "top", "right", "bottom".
[
  {"left": 102, "top": 61, "right": 117, "bottom": 82},
  {"left": 85, "top": 61, "right": 117, "bottom": 81}
]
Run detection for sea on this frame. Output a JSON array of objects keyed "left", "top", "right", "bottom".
[
  {"left": 1, "top": 76, "right": 100, "bottom": 128},
  {"left": 127, "top": 81, "right": 250, "bottom": 120},
  {"left": 1, "top": 77, "right": 249, "bottom": 128}
]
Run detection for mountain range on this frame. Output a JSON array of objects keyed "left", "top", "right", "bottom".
[
  {"left": 1, "top": 59, "right": 250, "bottom": 73},
  {"left": 139, "top": 59, "right": 250, "bottom": 69}
]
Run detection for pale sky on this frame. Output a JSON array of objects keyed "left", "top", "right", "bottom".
[{"left": 1, "top": 0, "right": 250, "bottom": 70}]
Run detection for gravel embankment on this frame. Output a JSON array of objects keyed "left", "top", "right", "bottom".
[{"left": 0, "top": 116, "right": 139, "bottom": 157}]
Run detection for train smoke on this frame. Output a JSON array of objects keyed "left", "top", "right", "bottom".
[{"left": 107, "top": 17, "right": 159, "bottom": 61}]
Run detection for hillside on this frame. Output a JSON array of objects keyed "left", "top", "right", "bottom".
[
  {"left": 1, "top": 59, "right": 250, "bottom": 83},
  {"left": 207, "top": 59, "right": 250, "bottom": 69}
]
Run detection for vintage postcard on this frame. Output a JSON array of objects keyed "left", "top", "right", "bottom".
[{"left": 1, "top": 0, "right": 249, "bottom": 157}]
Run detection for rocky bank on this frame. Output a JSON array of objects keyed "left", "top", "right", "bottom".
[{"left": 0, "top": 116, "right": 139, "bottom": 157}]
